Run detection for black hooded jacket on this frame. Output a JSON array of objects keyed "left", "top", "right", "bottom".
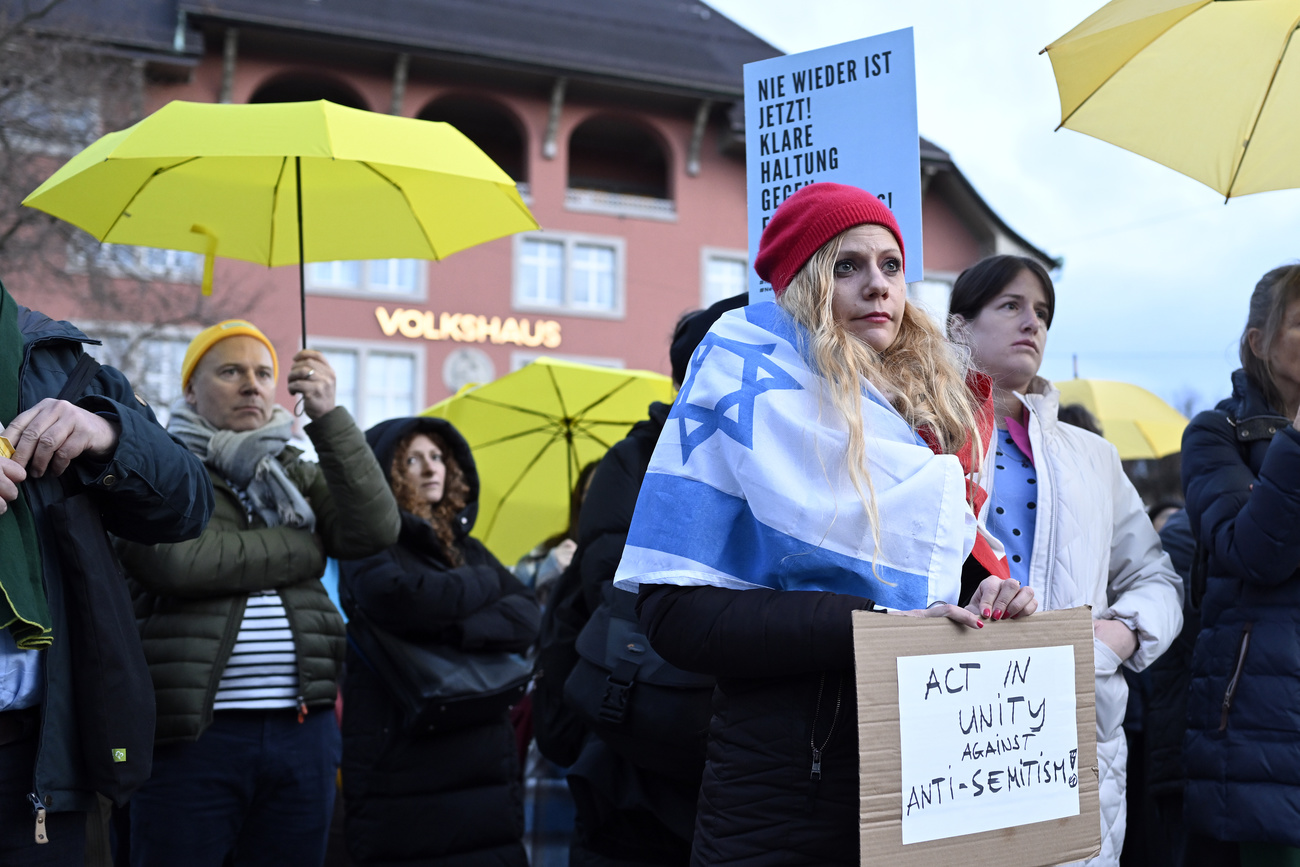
[{"left": 339, "top": 417, "right": 539, "bottom": 867}]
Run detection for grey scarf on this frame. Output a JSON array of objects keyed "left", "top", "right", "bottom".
[{"left": 168, "top": 402, "right": 316, "bottom": 531}]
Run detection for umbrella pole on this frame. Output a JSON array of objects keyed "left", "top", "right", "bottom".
[{"left": 296, "top": 155, "right": 307, "bottom": 350}]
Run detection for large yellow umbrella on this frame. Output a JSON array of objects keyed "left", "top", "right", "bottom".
[
  {"left": 1054, "top": 378, "right": 1188, "bottom": 459},
  {"left": 23, "top": 99, "right": 538, "bottom": 345},
  {"left": 1043, "top": 0, "right": 1300, "bottom": 199},
  {"left": 424, "top": 357, "right": 675, "bottom": 563}
]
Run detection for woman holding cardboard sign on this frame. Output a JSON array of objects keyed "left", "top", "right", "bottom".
[
  {"left": 614, "top": 183, "right": 1035, "bottom": 865},
  {"left": 947, "top": 255, "right": 1183, "bottom": 867}
]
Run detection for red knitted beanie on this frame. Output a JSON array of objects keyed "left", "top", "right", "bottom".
[{"left": 754, "top": 182, "right": 905, "bottom": 296}]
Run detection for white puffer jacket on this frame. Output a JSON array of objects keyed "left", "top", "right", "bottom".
[{"left": 976, "top": 378, "right": 1183, "bottom": 867}]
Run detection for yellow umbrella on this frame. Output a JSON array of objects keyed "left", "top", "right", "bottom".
[
  {"left": 1043, "top": 0, "right": 1300, "bottom": 199},
  {"left": 1054, "top": 378, "right": 1188, "bottom": 459},
  {"left": 22, "top": 99, "right": 538, "bottom": 345},
  {"left": 423, "top": 357, "right": 675, "bottom": 563}
]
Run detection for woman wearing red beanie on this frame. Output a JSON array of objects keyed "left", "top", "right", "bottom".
[{"left": 621, "top": 182, "right": 1034, "bottom": 865}]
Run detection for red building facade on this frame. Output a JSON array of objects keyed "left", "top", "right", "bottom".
[{"left": 13, "top": 0, "right": 1050, "bottom": 432}]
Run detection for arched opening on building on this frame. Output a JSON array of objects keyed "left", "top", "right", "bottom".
[
  {"left": 248, "top": 74, "right": 369, "bottom": 111},
  {"left": 568, "top": 115, "right": 669, "bottom": 200},
  {"left": 418, "top": 96, "right": 527, "bottom": 183}
]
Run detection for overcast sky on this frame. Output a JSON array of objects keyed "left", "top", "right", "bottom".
[{"left": 705, "top": 0, "right": 1300, "bottom": 415}]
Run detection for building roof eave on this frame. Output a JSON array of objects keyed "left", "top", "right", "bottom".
[{"left": 179, "top": 0, "right": 779, "bottom": 100}]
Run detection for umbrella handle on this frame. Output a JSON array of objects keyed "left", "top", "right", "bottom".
[{"left": 190, "top": 224, "right": 218, "bottom": 296}]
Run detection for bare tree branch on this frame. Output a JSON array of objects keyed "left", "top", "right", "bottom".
[{"left": 0, "top": 0, "right": 72, "bottom": 49}]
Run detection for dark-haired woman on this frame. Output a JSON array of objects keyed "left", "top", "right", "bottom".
[
  {"left": 1181, "top": 265, "right": 1300, "bottom": 866},
  {"left": 948, "top": 254, "right": 1182, "bottom": 867},
  {"left": 339, "top": 418, "right": 540, "bottom": 866}
]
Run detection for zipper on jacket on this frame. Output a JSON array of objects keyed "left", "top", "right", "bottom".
[
  {"left": 297, "top": 695, "right": 309, "bottom": 724},
  {"left": 809, "top": 673, "right": 843, "bottom": 781},
  {"left": 28, "top": 792, "right": 48, "bottom": 844},
  {"left": 1219, "top": 623, "right": 1253, "bottom": 732}
]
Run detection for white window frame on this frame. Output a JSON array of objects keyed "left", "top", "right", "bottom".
[
  {"left": 304, "top": 259, "right": 428, "bottom": 302},
  {"left": 510, "top": 351, "right": 625, "bottom": 372},
  {"left": 312, "top": 337, "right": 427, "bottom": 429},
  {"left": 699, "top": 247, "right": 750, "bottom": 308},
  {"left": 512, "top": 231, "right": 626, "bottom": 320}
]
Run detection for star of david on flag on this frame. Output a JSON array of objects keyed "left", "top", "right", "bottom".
[
  {"left": 675, "top": 334, "right": 801, "bottom": 462},
  {"left": 615, "top": 303, "right": 978, "bottom": 610}
]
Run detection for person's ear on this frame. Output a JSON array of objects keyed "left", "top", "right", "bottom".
[
  {"left": 1247, "top": 327, "right": 1266, "bottom": 361},
  {"left": 183, "top": 381, "right": 197, "bottom": 408}
]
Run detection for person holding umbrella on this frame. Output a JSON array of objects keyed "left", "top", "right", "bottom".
[
  {"left": 338, "top": 416, "right": 540, "bottom": 866},
  {"left": 117, "top": 319, "right": 399, "bottom": 867},
  {"left": 616, "top": 183, "right": 1034, "bottom": 865},
  {"left": 1181, "top": 264, "right": 1300, "bottom": 866},
  {"left": 946, "top": 254, "right": 1183, "bottom": 867}
]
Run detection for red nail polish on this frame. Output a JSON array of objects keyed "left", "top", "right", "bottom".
[
  {"left": 983, "top": 608, "right": 991, "bottom": 617},
  {"left": 976, "top": 620, "right": 984, "bottom": 628},
  {"left": 993, "top": 610, "right": 1002, "bottom": 620}
]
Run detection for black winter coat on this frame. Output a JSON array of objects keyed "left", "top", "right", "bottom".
[
  {"left": 534, "top": 403, "right": 673, "bottom": 769},
  {"left": 548, "top": 401, "right": 712, "bottom": 866},
  {"left": 1136, "top": 508, "right": 1197, "bottom": 797},
  {"left": 1182, "top": 369, "right": 1300, "bottom": 846},
  {"left": 14, "top": 307, "right": 213, "bottom": 815},
  {"left": 339, "top": 417, "right": 540, "bottom": 867},
  {"left": 637, "top": 583, "right": 876, "bottom": 867}
]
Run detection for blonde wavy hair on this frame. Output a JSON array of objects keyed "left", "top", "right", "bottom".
[{"left": 776, "top": 227, "right": 983, "bottom": 554}]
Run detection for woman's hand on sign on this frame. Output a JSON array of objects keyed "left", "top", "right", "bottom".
[
  {"left": 896, "top": 602, "right": 986, "bottom": 629},
  {"left": 968, "top": 576, "right": 1038, "bottom": 623}
]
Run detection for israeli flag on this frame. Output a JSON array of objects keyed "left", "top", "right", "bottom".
[{"left": 614, "top": 304, "right": 974, "bottom": 610}]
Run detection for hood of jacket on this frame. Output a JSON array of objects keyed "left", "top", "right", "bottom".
[{"left": 365, "top": 416, "right": 480, "bottom": 536}]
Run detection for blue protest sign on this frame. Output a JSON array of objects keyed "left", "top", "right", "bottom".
[{"left": 744, "top": 29, "right": 922, "bottom": 302}]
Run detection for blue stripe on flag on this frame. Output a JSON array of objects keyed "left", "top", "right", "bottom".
[{"left": 628, "top": 472, "right": 931, "bottom": 610}]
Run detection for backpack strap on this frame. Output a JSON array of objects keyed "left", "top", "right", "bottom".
[{"left": 56, "top": 352, "right": 101, "bottom": 403}]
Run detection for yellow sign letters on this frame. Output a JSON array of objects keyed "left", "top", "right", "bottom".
[{"left": 375, "top": 307, "right": 562, "bottom": 349}]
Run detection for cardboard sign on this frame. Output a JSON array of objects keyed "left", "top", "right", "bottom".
[
  {"left": 743, "top": 29, "right": 924, "bottom": 302},
  {"left": 854, "top": 607, "right": 1100, "bottom": 866}
]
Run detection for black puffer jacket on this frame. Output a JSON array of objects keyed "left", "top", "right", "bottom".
[
  {"left": 637, "top": 583, "right": 876, "bottom": 867},
  {"left": 1182, "top": 369, "right": 1300, "bottom": 846},
  {"left": 339, "top": 417, "right": 539, "bottom": 867}
]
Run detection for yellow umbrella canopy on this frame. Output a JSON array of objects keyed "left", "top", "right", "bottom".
[
  {"left": 1054, "top": 378, "right": 1189, "bottom": 459},
  {"left": 1043, "top": 0, "right": 1300, "bottom": 199},
  {"left": 23, "top": 99, "right": 538, "bottom": 343},
  {"left": 423, "top": 357, "right": 675, "bottom": 564}
]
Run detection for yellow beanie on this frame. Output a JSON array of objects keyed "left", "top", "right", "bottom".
[{"left": 181, "top": 320, "right": 279, "bottom": 390}]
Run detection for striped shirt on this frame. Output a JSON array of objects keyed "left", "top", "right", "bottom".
[{"left": 213, "top": 591, "right": 299, "bottom": 710}]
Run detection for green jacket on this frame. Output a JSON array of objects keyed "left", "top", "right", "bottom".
[{"left": 120, "top": 406, "right": 400, "bottom": 744}]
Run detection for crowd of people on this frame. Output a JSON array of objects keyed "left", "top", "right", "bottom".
[{"left": 0, "top": 180, "right": 1297, "bottom": 867}]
